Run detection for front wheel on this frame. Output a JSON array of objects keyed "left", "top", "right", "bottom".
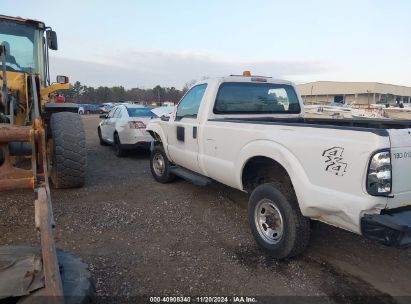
[
  {"left": 150, "top": 145, "right": 175, "bottom": 183},
  {"left": 248, "top": 183, "right": 310, "bottom": 259}
]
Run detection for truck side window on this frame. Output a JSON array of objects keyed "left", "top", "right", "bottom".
[
  {"left": 176, "top": 84, "right": 207, "bottom": 120},
  {"left": 214, "top": 82, "right": 301, "bottom": 114}
]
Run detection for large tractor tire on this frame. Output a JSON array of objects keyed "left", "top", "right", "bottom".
[
  {"left": 0, "top": 246, "right": 93, "bottom": 304},
  {"left": 55, "top": 250, "right": 94, "bottom": 304},
  {"left": 50, "top": 112, "right": 86, "bottom": 188}
]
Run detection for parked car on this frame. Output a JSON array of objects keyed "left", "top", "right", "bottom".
[
  {"left": 78, "top": 105, "right": 85, "bottom": 115},
  {"left": 98, "top": 103, "right": 113, "bottom": 114},
  {"left": 82, "top": 104, "right": 101, "bottom": 114},
  {"left": 146, "top": 72, "right": 411, "bottom": 259},
  {"left": 98, "top": 104, "right": 156, "bottom": 156}
]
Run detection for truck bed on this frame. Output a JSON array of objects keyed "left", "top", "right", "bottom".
[{"left": 209, "top": 117, "right": 411, "bottom": 135}]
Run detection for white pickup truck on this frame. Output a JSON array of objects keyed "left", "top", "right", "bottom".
[{"left": 146, "top": 72, "right": 411, "bottom": 259}]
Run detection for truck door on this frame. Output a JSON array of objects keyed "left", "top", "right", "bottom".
[{"left": 166, "top": 84, "right": 207, "bottom": 173}]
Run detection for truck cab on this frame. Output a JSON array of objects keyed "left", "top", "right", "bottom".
[{"left": 157, "top": 74, "right": 304, "bottom": 174}]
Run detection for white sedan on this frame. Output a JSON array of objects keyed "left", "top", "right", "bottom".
[{"left": 98, "top": 104, "right": 155, "bottom": 156}]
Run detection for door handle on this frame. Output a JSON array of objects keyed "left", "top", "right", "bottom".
[
  {"left": 177, "top": 126, "right": 185, "bottom": 142},
  {"left": 193, "top": 127, "right": 197, "bottom": 139}
]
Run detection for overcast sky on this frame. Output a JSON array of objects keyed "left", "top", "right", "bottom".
[{"left": 2, "top": 0, "right": 410, "bottom": 89}]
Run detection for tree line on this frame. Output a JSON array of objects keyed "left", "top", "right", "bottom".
[{"left": 63, "top": 81, "right": 196, "bottom": 104}]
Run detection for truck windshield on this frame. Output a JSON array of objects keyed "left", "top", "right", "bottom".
[
  {"left": 214, "top": 82, "right": 301, "bottom": 114},
  {"left": 0, "top": 19, "right": 45, "bottom": 79}
]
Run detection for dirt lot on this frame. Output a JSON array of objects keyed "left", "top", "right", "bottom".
[{"left": 1, "top": 115, "right": 411, "bottom": 303}]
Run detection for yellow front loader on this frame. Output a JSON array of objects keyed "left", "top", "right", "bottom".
[{"left": 0, "top": 15, "right": 91, "bottom": 302}]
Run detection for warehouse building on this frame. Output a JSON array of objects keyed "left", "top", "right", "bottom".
[{"left": 297, "top": 81, "right": 411, "bottom": 105}]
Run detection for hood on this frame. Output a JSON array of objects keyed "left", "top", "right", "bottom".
[{"left": 151, "top": 106, "right": 174, "bottom": 118}]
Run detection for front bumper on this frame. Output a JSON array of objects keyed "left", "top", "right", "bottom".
[{"left": 361, "top": 209, "right": 411, "bottom": 247}]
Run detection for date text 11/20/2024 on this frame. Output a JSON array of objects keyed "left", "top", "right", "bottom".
[{"left": 149, "top": 296, "right": 257, "bottom": 303}]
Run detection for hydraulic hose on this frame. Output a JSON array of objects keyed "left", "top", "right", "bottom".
[{"left": 0, "top": 44, "right": 8, "bottom": 113}]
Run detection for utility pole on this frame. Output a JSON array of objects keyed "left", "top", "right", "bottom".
[
  {"left": 310, "top": 85, "right": 314, "bottom": 104},
  {"left": 366, "top": 90, "right": 371, "bottom": 107}
]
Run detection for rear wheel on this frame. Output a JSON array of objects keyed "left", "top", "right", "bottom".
[
  {"left": 248, "top": 183, "right": 310, "bottom": 259},
  {"left": 113, "top": 132, "right": 125, "bottom": 157},
  {"left": 150, "top": 145, "right": 175, "bottom": 183},
  {"left": 50, "top": 112, "right": 86, "bottom": 188}
]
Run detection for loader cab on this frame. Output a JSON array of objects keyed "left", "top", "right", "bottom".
[{"left": 0, "top": 15, "right": 58, "bottom": 87}]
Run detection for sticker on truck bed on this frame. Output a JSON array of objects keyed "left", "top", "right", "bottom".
[{"left": 322, "top": 147, "right": 347, "bottom": 176}]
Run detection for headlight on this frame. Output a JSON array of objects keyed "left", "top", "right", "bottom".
[{"left": 367, "top": 150, "right": 391, "bottom": 195}]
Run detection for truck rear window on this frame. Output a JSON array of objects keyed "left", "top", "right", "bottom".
[{"left": 214, "top": 82, "right": 301, "bottom": 114}]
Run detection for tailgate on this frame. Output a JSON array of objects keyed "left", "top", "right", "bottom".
[{"left": 387, "top": 128, "right": 411, "bottom": 209}]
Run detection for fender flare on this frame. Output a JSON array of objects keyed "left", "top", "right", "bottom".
[
  {"left": 235, "top": 139, "right": 311, "bottom": 211},
  {"left": 146, "top": 124, "right": 172, "bottom": 159}
]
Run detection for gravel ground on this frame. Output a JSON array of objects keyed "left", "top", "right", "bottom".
[{"left": 1, "top": 115, "right": 411, "bottom": 303}]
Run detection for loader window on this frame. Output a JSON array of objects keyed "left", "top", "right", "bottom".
[
  {"left": 214, "top": 82, "right": 301, "bottom": 114},
  {"left": 0, "top": 20, "right": 45, "bottom": 80},
  {"left": 0, "top": 21, "right": 35, "bottom": 71}
]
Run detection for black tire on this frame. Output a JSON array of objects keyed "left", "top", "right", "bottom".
[
  {"left": 0, "top": 246, "right": 93, "bottom": 304},
  {"left": 150, "top": 145, "right": 175, "bottom": 183},
  {"left": 98, "top": 127, "right": 108, "bottom": 146},
  {"left": 50, "top": 112, "right": 86, "bottom": 189},
  {"left": 0, "top": 148, "right": 3, "bottom": 166},
  {"left": 248, "top": 183, "right": 310, "bottom": 259},
  {"left": 113, "top": 132, "right": 126, "bottom": 157},
  {"left": 56, "top": 250, "right": 94, "bottom": 304}
]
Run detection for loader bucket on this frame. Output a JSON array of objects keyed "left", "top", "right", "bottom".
[{"left": 0, "top": 120, "right": 64, "bottom": 301}]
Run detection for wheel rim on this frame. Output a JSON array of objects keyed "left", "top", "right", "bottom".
[
  {"left": 254, "top": 199, "right": 284, "bottom": 244},
  {"left": 152, "top": 153, "right": 165, "bottom": 176}
]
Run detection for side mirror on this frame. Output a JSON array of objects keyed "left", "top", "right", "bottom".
[
  {"left": 160, "top": 115, "right": 170, "bottom": 121},
  {"left": 56, "top": 75, "right": 69, "bottom": 84},
  {"left": 99, "top": 114, "right": 107, "bottom": 119},
  {"left": 46, "top": 30, "right": 58, "bottom": 50}
]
